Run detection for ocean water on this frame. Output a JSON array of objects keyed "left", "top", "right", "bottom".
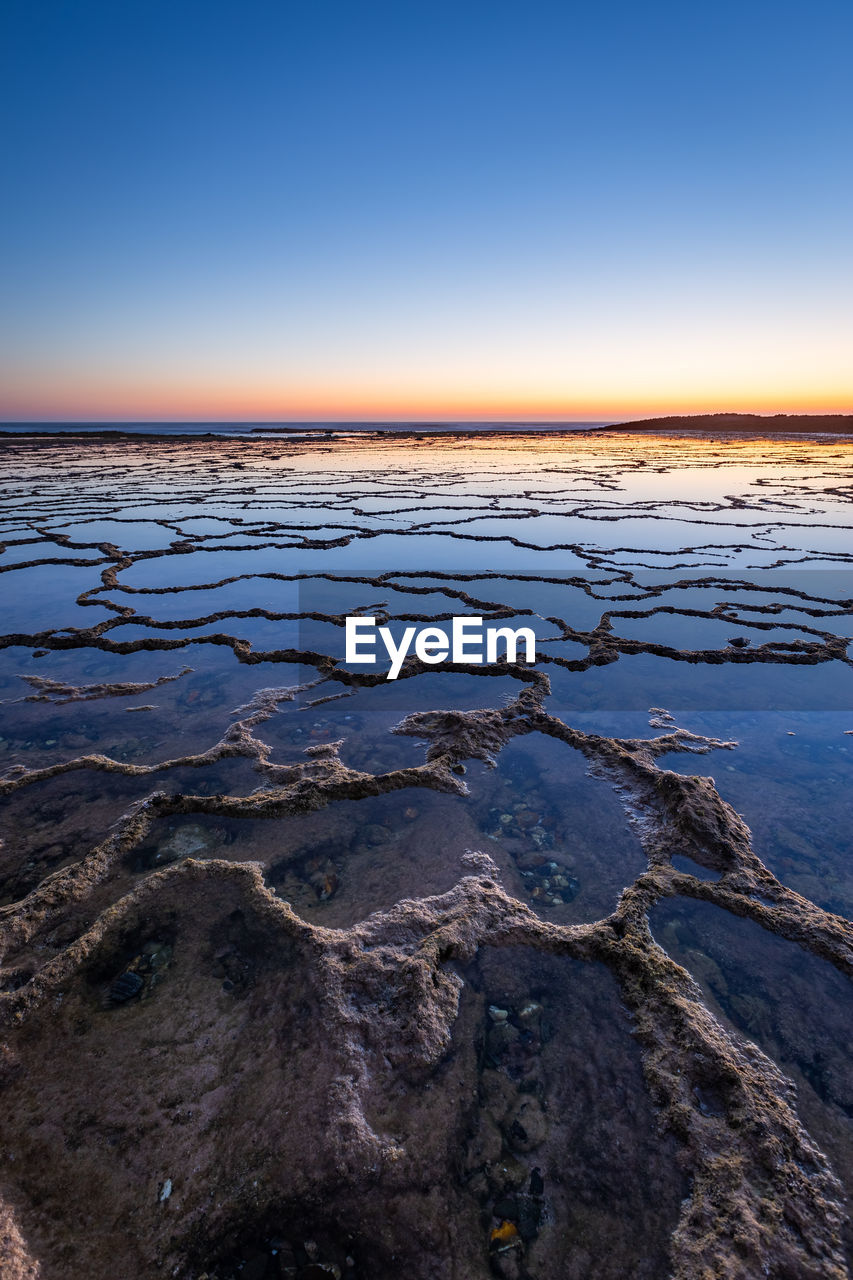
[
  {"left": 0, "top": 419, "right": 610, "bottom": 436},
  {"left": 0, "top": 430, "right": 851, "bottom": 1280}
]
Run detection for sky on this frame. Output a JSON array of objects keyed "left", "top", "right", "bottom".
[{"left": 1, "top": 0, "right": 852, "bottom": 422}]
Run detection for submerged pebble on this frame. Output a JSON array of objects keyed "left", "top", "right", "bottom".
[
  {"left": 154, "top": 823, "right": 216, "bottom": 864},
  {"left": 108, "top": 970, "right": 143, "bottom": 1004},
  {"left": 488, "top": 1022, "right": 521, "bottom": 1058},
  {"left": 504, "top": 1096, "right": 548, "bottom": 1152}
]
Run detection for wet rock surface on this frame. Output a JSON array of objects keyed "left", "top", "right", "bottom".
[{"left": 0, "top": 432, "right": 852, "bottom": 1278}]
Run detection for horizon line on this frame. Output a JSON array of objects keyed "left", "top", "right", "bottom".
[{"left": 4, "top": 410, "right": 853, "bottom": 427}]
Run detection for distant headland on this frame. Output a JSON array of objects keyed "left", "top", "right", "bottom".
[{"left": 610, "top": 412, "right": 853, "bottom": 434}]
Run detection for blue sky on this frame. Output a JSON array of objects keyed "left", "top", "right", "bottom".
[{"left": 2, "top": 0, "right": 851, "bottom": 419}]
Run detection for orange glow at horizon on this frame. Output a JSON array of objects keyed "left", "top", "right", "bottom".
[{"left": 2, "top": 375, "right": 851, "bottom": 422}]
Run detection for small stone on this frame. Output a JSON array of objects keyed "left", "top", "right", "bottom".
[
  {"left": 515, "top": 1192, "right": 544, "bottom": 1241},
  {"left": 503, "top": 1096, "right": 548, "bottom": 1152},
  {"left": 108, "top": 971, "right": 143, "bottom": 1004},
  {"left": 158, "top": 1178, "right": 172, "bottom": 1202},
  {"left": 149, "top": 947, "right": 172, "bottom": 971},
  {"left": 488, "top": 1005, "right": 509, "bottom": 1023},
  {"left": 487, "top": 1022, "right": 520, "bottom": 1059},
  {"left": 155, "top": 823, "right": 213, "bottom": 864}
]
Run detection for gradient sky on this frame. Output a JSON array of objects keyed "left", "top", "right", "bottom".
[{"left": 2, "top": 0, "right": 852, "bottom": 421}]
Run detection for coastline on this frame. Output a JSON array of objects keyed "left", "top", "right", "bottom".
[{"left": 1, "top": 413, "right": 852, "bottom": 442}]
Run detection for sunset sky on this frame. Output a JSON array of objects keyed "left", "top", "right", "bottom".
[{"left": 1, "top": 0, "right": 852, "bottom": 422}]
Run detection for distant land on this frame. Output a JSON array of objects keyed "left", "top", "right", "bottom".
[{"left": 609, "top": 413, "right": 853, "bottom": 434}]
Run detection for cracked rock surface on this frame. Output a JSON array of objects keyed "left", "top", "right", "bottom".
[{"left": 0, "top": 430, "right": 852, "bottom": 1279}]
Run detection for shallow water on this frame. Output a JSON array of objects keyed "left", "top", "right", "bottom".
[{"left": 0, "top": 430, "right": 852, "bottom": 1280}]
